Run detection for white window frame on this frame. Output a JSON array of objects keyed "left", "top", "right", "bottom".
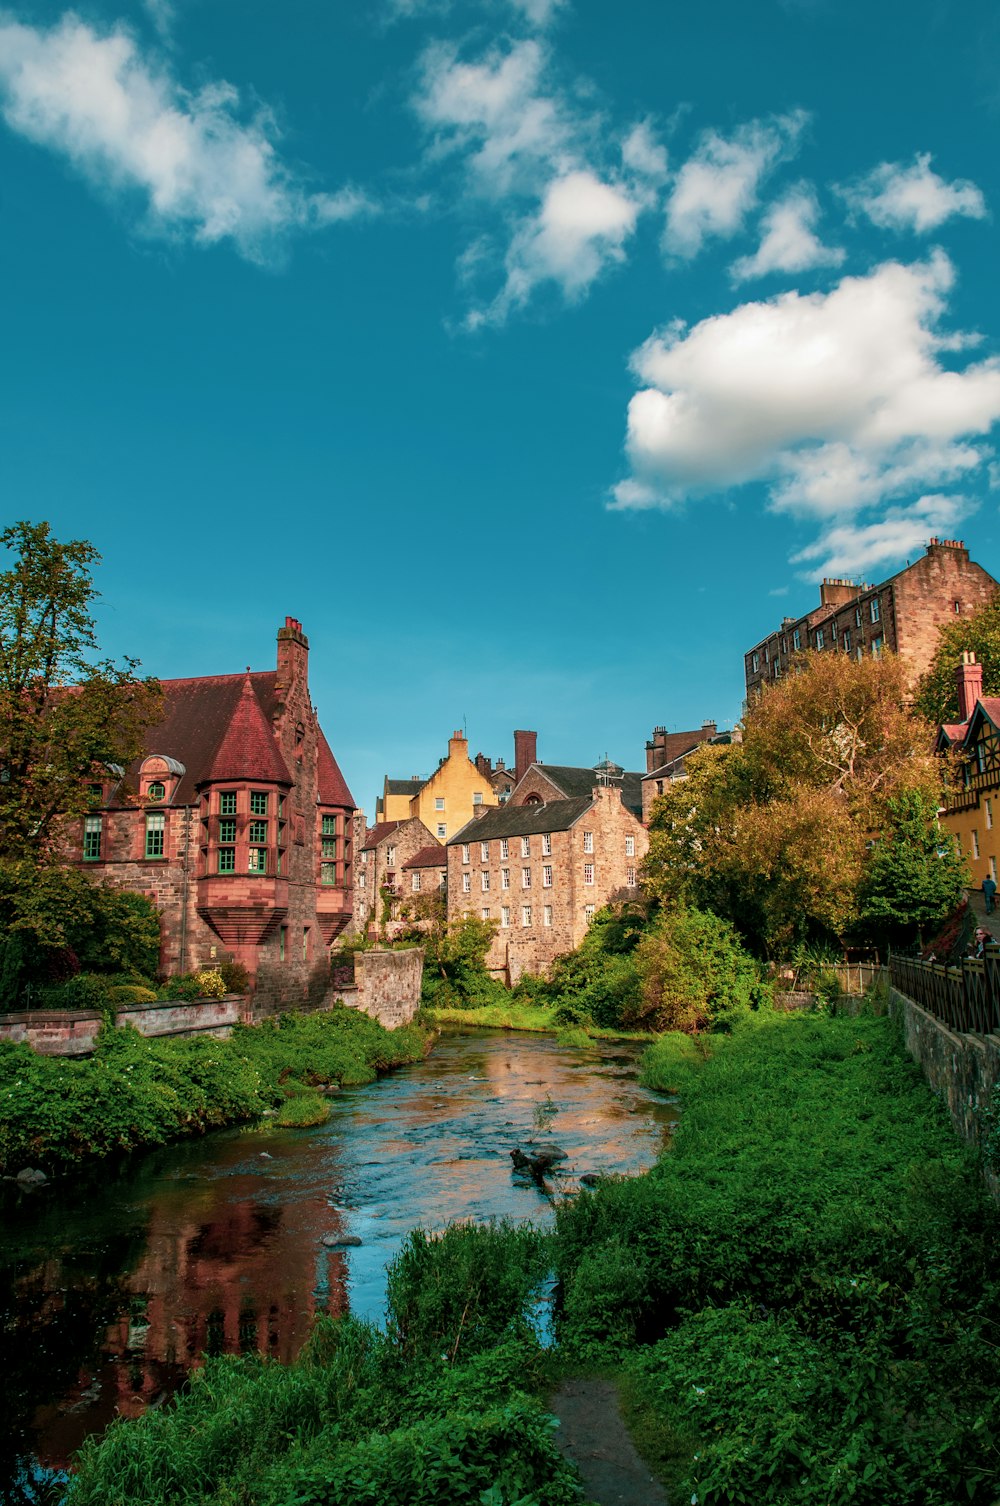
[
  {"left": 521, "top": 836, "right": 530, "bottom": 857},
  {"left": 987, "top": 797, "right": 993, "bottom": 830},
  {"left": 583, "top": 863, "right": 594, "bottom": 886},
  {"left": 462, "top": 843, "right": 471, "bottom": 864},
  {"left": 462, "top": 872, "right": 471, "bottom": 893},
  {"left": 542, "top": 833, "right": 552, "bottom": 856},
  {"left": 973, "top": 829, "right": 981, "bottom": 859},
  {"left": 481, "top": 871, "right": 490, "bottom": 891},
  {"left": 411, "top": 872, "right": 421, "bottom": 892},
  {"left": 522, "top": 867, "right": 531, "bottom": 888},
  {"left": 386, "top": 845, "right": 396, "bottom": 866},
  {"left": 482, "top": 906, "right": 491, "bottom": 920},
  {"left": 521, "top": 905, "right": 532, "bottom": 928},
  {"left": 625, "top": 835, "right": 635, "bottom": 857},
  {"left": 583, "top": 831, "right": 594, "bottom": 854},
  {"left": 501, "top": 868, "right": 510, "bottom": 889},
  {"left": 501, "top": 906, "right": 511, "bottom": 928},
  {"left": 500, "top": 838, "right": 509, "bottom": 859},
  {"left": 871, "top": 597, "right": 880, "bottom": 623},
  {"left": 792, "top": 628, "right": 801, "bottom": 651},
  {"left": 437, "top": 824, "right": 447, "bottom": 839},
  {"left": 543, "top": 905, "right": 552, "bottom": 928},
  {"left": 435, "top": 797, "right": 445, "bottom": 811},
  {"left": 480, "top": 841, "right": 489, "bottom": 861},
  {"left": 542, "top": 865, "right": 552, "bottom": 888},
  {"left": 626, "top": 867, "right": 636, "bottom": 887}
]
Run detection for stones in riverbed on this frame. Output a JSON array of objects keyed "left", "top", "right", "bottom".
[
  {"left": 579, "top": 1173, "right": 601, "bottom": 1188},
  {"left": 510, "top": 1145, "right": 569, "bottom": 1183},
  {"left": 322, "top": 1234, "right": 362, "bottom": 1248}
]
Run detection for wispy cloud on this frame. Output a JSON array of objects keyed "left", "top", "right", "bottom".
[
  {"left": 663, "top": 111, "right": 807, "bottom": 259},
  {"left": 610, "top": 251, "right": 1000, "bottom": 575},
  {"left": 840, "top": 152, "right": 987, "bottom": 234},
  {"left": 0, "top": 10, "right": 371, "bottom": 263},
  {"left": 729, "top": 184, "right": 844, "bottom": 281}
]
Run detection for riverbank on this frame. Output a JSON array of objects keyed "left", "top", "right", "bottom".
[
  {"left": 56, "top": 1009, "right": 1000, "bottom": 1505},
  {"left": 0, "top": 1007, "right": 428, "bottom": 1178},
  {"left": 420, "top": 1002, "right": 655, "bottom": 1041}
]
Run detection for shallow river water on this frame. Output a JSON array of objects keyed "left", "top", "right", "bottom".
[{"left": 0, "top": 1028, "right": 675, "bottom": 1499}]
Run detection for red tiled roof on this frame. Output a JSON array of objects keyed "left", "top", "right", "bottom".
[
  {"left": 362, "top": 821, "right": 400, "bottom": 851},
  {"left": 317, "top": 727, "right": 355, "bottom": 809},
  {"left": 204, "top": 672, "right": 293, "bottom": 787},
  {"left": 403, "top": 844, "right": 447, "bottom": 869}
]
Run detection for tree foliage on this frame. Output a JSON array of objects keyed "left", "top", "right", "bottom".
[
  {"left": 645, "top": 652, "right": 950, "bottom": 954},
  {"left": 858, "top": 790, "right": 968, "bottom": 944},
  {"left": 914, "top": 590, "right": 1000, "bottom": 725},
  {"left": 0, "top": 520, "right": 161, "bottom": 859}
]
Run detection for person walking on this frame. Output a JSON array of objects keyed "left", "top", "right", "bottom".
[{"left": 984, "top": 874, "right": 997, "bottom": 914}]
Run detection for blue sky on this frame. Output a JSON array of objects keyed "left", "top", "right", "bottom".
[{"left": 1, "top": 0, "right": 998, "bottom": 809}]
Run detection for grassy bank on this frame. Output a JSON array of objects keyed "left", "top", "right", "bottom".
[
  {"left": 421, "top": 1002, "right": 655, "bottom": 1041},
  {"left": 0, "top": 1007, "right": 428, "bottom": 1176}
]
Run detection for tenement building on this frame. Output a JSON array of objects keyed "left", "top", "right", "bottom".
[
  {"left": 68, "top": 617, "right": 355, "bottom": 1004},
  {"left": 355, "top": 817, "right": 440, "bottom": 936},
  {"left": 503, "top": 729, "right": 646, "bottom": 820},
  {"left": 446, "top": 776, "right": 649, "bottom": 984},
  {"left": 375, "top": 729, "right": 498, "bottom": 841},
  {"left": 641, "top": 723, "right": 741, "bottom": 822},
  {"left": 744, "top": 538, "right": 998, "bottom": 700}
]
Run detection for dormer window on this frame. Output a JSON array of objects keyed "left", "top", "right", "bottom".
[{"left": 147, "top": 781, "right": 166, "bottom": 803}]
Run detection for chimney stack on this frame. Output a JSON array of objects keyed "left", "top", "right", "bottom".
[
  {"left": 957, "top": 651, "right": 983, "bottom": 723},
  {"left": 514, "top": 729, "right": 537, "bottom": 786}
]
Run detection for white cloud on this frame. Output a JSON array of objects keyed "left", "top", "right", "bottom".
[
  {"left": 0, "top": 11, "right": 368, "bottom": 262},
  {"left": 730, "top": 185, "right": 844, "bottom": 281},
  {"left": 611, "top": 252, "right": 1000, "bottom": 574},
  {"left": 509, "top": 0, "right": 568, "bottom": 25},
  {"left": 790, "top": 494, "right": 971, "bottom": 579},
  {"left": 841, "top": 152, "right": 987, "bottom": 234},
  {"left": 621, "top": 118, "right": 668, "bottom": 188},
  {"left": 142, "top": 0, "right": 174, "bottom": 42},
  {"left": 664, "top": 111, "right": 807, "bottom": 259}
]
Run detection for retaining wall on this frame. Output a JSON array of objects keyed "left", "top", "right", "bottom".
[
  {"left": 888, "top": 986, "right": 1000, "bottom": 1162},
  {"left": 0, "top": 996, "right": 249, "bottom": 1057}
]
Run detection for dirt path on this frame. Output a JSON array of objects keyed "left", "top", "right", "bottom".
[{"left": 552, "top": 1378, "right": 669, "bottom": 1506}]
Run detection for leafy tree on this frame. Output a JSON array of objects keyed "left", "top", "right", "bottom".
[
  {"left": 858, "top": 790, "right": 969, "bottom": 946},
  {"left": 634, "top": 906, "right": 770, "bottom": 1033},
  {"left": 915, "top": 590, "right": 1000, "bottom": 725},
  {"left": 0, "top": 520, "right": 161, "bottom": 860},
  {"left": 645, "top": 652, "right": 945, "bottom": 955}
]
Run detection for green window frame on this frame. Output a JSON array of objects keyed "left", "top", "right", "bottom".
[
  {"left": 220, "top": 791, "right": 237, "bottom": 815},
  {"left": 250, "top": 791, "right": 269, "bottom": 816},
  {"left": 145, "top": 813, "right": 165, "bottom": 858},
  {"left": 218, "top": 847, "right": 236, "bottom": 873},
  {"left": 248, "top": 847, "right": 267, "bottom": 874},
  {"left": 321, "top": 814, "right": 337, "bottom": 836},
  {"left": 249, "top": 820, "right": 268, "bottom": 844},
  {"left": 83, "top": 815, "right": 102, "bottom": 861},
  {"left": 321, "top": 837, "right": 337, "bottom": 859},
  {"left": 320, "top": 862, "right": 337, "bottom": 886},
  {"left": 147, "top": 781, "right": 166, "bottom": 802},
  {"left": 219, "top": 819, "right": 236, "bottom": 845}
]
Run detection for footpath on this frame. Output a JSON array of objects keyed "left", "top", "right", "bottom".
[{"left": 553, "top": 1379, "right": 668, "bottom": 1506}]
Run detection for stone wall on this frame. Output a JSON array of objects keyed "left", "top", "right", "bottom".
[
  {"left": 333, "top": 947, "right": 424, "bottom": 1028},
  {"left": 889, "top": 986, "right": 1000, "bottom": 1165},
  {"left": 0, "top": 996, "right": 250, "bottom": 1056}
]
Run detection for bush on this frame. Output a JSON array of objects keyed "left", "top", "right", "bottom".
[
  {"left": 216, "top": 959, "right": 250, "bottom": 993},
  {"left": 634, "top": 906, "right": 771, "bottom": 1033}
]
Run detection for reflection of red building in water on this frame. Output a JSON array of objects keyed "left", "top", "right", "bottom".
[{"left": 66, "top": 618, "right": 355, "bottom": 1003}]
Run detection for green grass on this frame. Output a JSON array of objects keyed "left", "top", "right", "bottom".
[{"left": 421, "top": 1002, "right": 654, "bottom": 1040}]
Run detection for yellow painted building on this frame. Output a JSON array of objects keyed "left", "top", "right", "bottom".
[{"left": 375, "top": 731, "right": 498, "bottom": 842}]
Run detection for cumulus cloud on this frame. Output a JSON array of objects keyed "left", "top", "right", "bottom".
[
  {"left": 509, "top": 0, "right": 568, "bottom": 25},
  {"left": 0, "top": 10, "right": 368, "bottom": 262},
  {"left": 663, "top": 111, "right": 807, "bottom": 259},
  {"left": 611, "top": 251, "right": 1000, "bottom": 574},
  {"left": 730, "top": 185, "right": 844, "bottom": 281},
  {"left": 841, "top": 152, "right": 987, "bottom": 234},
  {"left": 790, "top": 494, "right": 971, "bottom": 578},
  {"left": 415, "top": 36, "right": 652, "bottom": 320}
]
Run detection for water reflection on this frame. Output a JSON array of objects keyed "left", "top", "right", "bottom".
[{"left": 0, "top": 1030, "right": 675, "bottom": 1495}]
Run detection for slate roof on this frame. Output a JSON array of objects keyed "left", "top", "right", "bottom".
[
  {"left": 403, "top": 844, "right": 448, "bottom": 870},
  {"left": 317, "top": 727, "right": 356, "bottom": 808},
  {"left": 448, "top": 796, "right": 593, "bottom": 845},
  {"left": 362, "top": 821, "right": 401, "bottom": 851},
  {"left": 204, "top": 673, "right": 293, "bottom": 787},
  {"left": 385, "top": 777, "right": 427, "bottom": 797},
  {"left": 523, "top": 764, "right": 644, "bottom": 817}
]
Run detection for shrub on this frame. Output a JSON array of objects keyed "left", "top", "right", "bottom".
[{"left": 216, "top": 959, "right": 250, "bottom": 993}]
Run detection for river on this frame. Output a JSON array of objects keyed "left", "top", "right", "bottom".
[{"left": 0, "top": 1028, "right": 675, "bottom": 1502}]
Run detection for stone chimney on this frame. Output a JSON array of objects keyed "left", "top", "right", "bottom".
[
  {"left": 475, "top": 751, "right": 493, "bottom": 779},
  {"left": 448, "top": 729, "right": 468, "bottom": 761},
  {"left": 957, "top": 650, "right": 983, "bottom": 723},
  {"left": 276, "top": 616, "right": 309, "bottom": 695},
  {"left": 514, "top": 729, "right": 537, "bottom": 785}
]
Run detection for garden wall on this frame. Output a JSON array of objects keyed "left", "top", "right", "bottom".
[{"left": 0, "top": 995, "right": 249, "bottom": 1057}]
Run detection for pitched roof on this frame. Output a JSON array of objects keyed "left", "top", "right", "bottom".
[
  {"left": 362, "top": 821, "right": 400, "bottom": 851},
  {"left": 521, "top": 764, "right": 644, "bottom": 817},
  {"left": 403, "top": 844, "right": 447, "bottom": 870},
  {"left": 644, "top": 732, "right": 738, "bottom": 783},
  {"left": 204, "top": 672, "right": 294, "bottom": 787},
  {"left": 385, "top": 777, "right": 427, "bottom": 797},
  {"left": 317, "top": 727, "right": 355, "bottom": 809},
  {"left": 448, "top": 796, "right": 593, "bottom": 845},
  {"left": 646, "top": 727, "right": 717, "bottom": 767}
]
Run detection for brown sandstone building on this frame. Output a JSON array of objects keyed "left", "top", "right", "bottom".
[
  {"left": 68, "top": 617, "right": 355, "bottom": 1006},
  {"left": 744, "top": 538, "right": 998, "bottom": 700}
]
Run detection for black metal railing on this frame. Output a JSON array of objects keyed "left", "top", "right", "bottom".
[{"left": 889, "top": 951, "right": 1000, "bottom": 1037}]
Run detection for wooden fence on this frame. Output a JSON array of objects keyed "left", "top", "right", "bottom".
[{"left": 889, "top": 952, "right": 1000, "bottom": 1037}]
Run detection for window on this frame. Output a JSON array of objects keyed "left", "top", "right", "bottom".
[
  {"left": 780, "top": 637, "right": 787, "bottom": 654},
  {"left": 248, "top": 848, "right": 267, "bottom": 873},
  {"left": 480, "top": 841, "right": 489, "bottom": 861},
  {"left": 482, "top": 906, "right": 490, "bottom": 920},
  {"left": 543, "top": 905, "right": 552, "bottom": 927},
  {"left": 978, "top": 742, "right": 987, "bottom": 774},
  {"left": 763, "top": 645, "right": 769, "bottom": 662},
  {"left": 481, "top": 871, "right": 490, "bottom": 891},
  {"left": 360, "top": 849, "right": 368, "bottom": 865},
  {"left": 279, "top": 926, "right": 286, "bottom": 961},
  {"left": 792, "top": 629, "right": 801, "bottom": 651},
  {"left": 501, "top": 906, "right": 510, "bottom": 928},
  {"left": 521, "top": 836, "right": 530, "bottom": 857},
  {"left": 973, "top": 830, "right": 981, "bottom": 859},
  {"left": 434, "top": 796, "right": 445, "bottom": 810},
  {"left": 843, "top": 629, "right": 851, "bottom": 653},
  {"left": 322, "top": 836, "right": 337, "bottom": 859},
  {"left": 501, "top": 868, "right": 510, "bottom": 889},
  {"left": 462, "top": 843, "right": 471, "bottom": 864},
  {"left": 991, "top": 856, "right": 997, "bottom": 882},
  {"left": 987, "top": 798, "right": 993, "bottom": 830},
  {"left": 279, "top": 796, "right": 286, "bottom": 818},
  {"left": 831, "top": 621, "right": 839, "bottom": 638},
  {"left": 751, "top": 652, "right": 759, "bottom": 672},
  {"left": 321, "top": 814, "right": 337, "bottom": 836},
  {"left": 249, "top": 820, "right": 267, "bottom": 845},
  {"left": 871, "top": 636, "right": 883, "bottom": 658},
  {"left": 870, "top": 597, "right": 880, "bottom": 623},
  {"left": 218, "top": 818, "right": 236, "bottom": 845},
  {"left": 855, "top": 607, "right": 862, "bottom": 627},
  {"left": 462, "top": 872, "right": 471, "bottom": 893},
  {"left": 522, "top": 867, "right": 531, "bottom": 888},
  {"left": 625, "top": 835, "right": 635, "bottom": 857},
  {"left": 147, "top": 780, "right": 165, "bottom": 803},
  {"left": 472, "top": 791, "right": 483, "bottom": 806},
  {"left": 955, "top": 600, "right": 962, "bottom": 614},
  {"left": 583, "top": 863, "right": 594, "bottom": 885},
  {"left": 303, "top": 927, "right": 310, "bottom": 962},
  {"left": 521, "top": 905, "right": 532, "bottom": 927},
  {"left": 542, "top": 865, "right": 553, "bottom": 887},
  {"left": 500, "top": 838, "right": 509, "bottom": 859},
  {"left": 815, "top": 628, "right": 825, "bottom": 649},
  {"left": 542, "top": 833, "right": 552, "bottom": 856},
  {"left": 386, "top": 845, "right": 396, "bottom": 866},
  {"left": 220, "top": 791, "right": 237, "bottom": 815},
  {"left": 359, "top": 872, "right": 366, "bottom": 889},
  {"left": 626, "top": 867, "right": 636, "bottom": 886},
  {"left": 88, "top": 782, "right": 103, "bottom": 807},
  {"left": 855, "top": 647, "right": 863, "bottom": 662},
  {"left": 83, "top": 814, "right": 102, "bottom": 861},
  {"left": 437, "top": 824, "right": 447, "bottom": 839},
  {"left": 145, "top": 812, "right": 165, "bottom": 858},
  {"left": 583, "top": 831, "right": 594, "bottom": 853},
  {"left": 250, "top": 791, "right": 269, "bottom": 816},
  {"left": 412, "top": 872, "right": 422, "bottom": 892},
  {"left": 321, "top": 863, "right": 337, "bottom": 885},
  {"left": 585, "top": 905, "right": 595, "bottom": 923},
  {"left": 218, "top": 846, "right": 235, "bottom": 873}
]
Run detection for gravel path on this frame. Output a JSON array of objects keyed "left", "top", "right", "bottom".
[{"left": 552, "top": 1377, "right": 669, "bottom": 1506}]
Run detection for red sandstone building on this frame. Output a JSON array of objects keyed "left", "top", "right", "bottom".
[
  {"left": 744, "top": 538, "right": 998, "bottom": 700},
  {"left": 68, "top": 617, "right": 355, "bottom": 1005}
]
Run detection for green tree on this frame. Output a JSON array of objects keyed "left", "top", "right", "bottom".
[
  {"left": 858, "top": 790, "right": 969, "bottom": 946},
  {"left": 0, "top": 521, "right": 161, "bottom": 859},
  {"left": 915, "top": 590, "right": 1000, "bottom": 724},
  {"left": 634, "top": 906, "right": 769, "bottom": 1033}
]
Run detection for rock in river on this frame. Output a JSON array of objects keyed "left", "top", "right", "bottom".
[{"left": 322, "top": 1234, "right": 362, "bottom": 1248}]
